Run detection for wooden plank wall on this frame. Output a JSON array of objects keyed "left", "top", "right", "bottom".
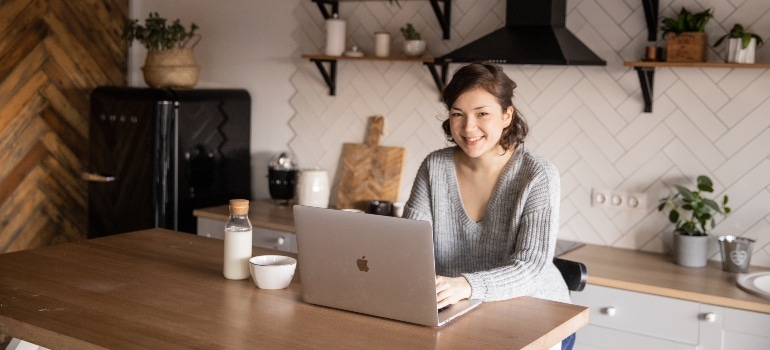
[{"left": 0, "top": 0, "right": 128, "bottom": 254}]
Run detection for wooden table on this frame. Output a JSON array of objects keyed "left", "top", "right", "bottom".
[{"left": 0, "top": 229, "right": 588, "bottom": 349}]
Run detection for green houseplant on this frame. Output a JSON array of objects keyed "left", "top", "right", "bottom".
[
  {"left": 124, "top": 12, "right": 199, "bottom": 51},
  {"left": 714, "top": 23, "right": 764, "bottom": 64},
  {"left": 124, "top": 12, "right": 201, "bottom": 88},
  {"left": 660, "top": 7, "right": 713, "bottom": 62},
  {"left": 658, "top": 175, "right": 731, "bottom": 267},
  {"left": 400, "top": 23, "right": 426, "bottom": 57}
]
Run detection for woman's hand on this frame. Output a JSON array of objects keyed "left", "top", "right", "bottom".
[{"left": 436, "top": 275, "right": 472, "bottom": 309}]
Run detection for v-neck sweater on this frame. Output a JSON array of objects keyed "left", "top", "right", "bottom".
[{"left": 404, "top": 146, "right": 570, "bottom": 303}]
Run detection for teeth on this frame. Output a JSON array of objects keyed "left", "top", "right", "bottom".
[{"left": 466, "top": 136, "right": 482, "bottom": 142}]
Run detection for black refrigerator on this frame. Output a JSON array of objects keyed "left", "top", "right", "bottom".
[{"left": 85, "top": 87, "right": 251, "bottom": 238}]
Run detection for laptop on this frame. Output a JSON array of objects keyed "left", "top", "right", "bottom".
[{"left": 292, "top": 205, "right": 481, "bottom": 327}]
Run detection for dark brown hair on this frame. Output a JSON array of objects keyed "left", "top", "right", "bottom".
[{"left": 441, "top": 62, "right": 528, "bottom": 151}]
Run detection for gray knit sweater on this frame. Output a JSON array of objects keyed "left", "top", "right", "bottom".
[{"left": 403, "top": 146, "right": 570, "bottom": 303}]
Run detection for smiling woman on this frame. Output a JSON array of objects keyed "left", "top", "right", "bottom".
[{"left": 403, "top": 62, "right": 574, "bottom": 350}]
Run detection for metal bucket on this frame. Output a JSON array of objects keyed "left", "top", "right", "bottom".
[{"left": 718, "top": 236, "right": 755, "bottom": 273}]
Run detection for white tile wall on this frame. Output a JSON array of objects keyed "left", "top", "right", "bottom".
[{"left": 290, "top": 0, "right": 770, "bottom": 268}]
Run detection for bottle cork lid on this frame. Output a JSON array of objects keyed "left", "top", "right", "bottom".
[{"left": 229, "top": 199, "right": 249, "bottom": 215}]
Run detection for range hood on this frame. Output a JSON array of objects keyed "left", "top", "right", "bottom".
[{"left": 438, "top": 0, "right": 606, "bottom": 66}]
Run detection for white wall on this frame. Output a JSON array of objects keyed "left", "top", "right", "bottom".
[{"left": 128, "top": 0, "right": 770, "bottom": 268}]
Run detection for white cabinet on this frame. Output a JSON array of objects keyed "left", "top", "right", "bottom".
[
  {"left": 197, "top": 217, "right": 297, "bottom": 253},
  {"left": 571, "top": 285, "right": 770, "bottom": 350}
]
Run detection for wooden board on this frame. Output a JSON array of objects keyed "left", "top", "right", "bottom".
[{"left": 335, "top": 116, "right": 405, "bottom": 211}]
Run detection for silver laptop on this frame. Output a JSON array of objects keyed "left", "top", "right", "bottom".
[{"left": 293, "top": 205, "right": 481, "bottom": 327}]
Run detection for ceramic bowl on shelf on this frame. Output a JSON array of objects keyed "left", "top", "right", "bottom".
[{"left": 403, "top": 40, "right": 426, "bottom": 57}]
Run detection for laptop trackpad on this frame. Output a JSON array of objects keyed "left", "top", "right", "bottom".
[{"left": 438, "top": 299, "right": 482, "bottom": 326}]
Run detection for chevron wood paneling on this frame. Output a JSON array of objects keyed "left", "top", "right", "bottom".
[
  {"left": 0, "top": 0, "right": 127, "bottom": 254},
  {"left": 291, "top": 0, "right": 770, "bottom": 268}
]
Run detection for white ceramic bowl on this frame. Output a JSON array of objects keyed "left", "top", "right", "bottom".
[{"left": 249, "top": 255, "right": 297, "bottom": 289}]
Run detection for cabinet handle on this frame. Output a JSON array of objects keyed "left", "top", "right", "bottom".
[
  {"left": 701, "top": 312, "right": 716, "bottom": 322},
  {"left": 275, "top": 236, "right": 285, "bottom": 246},
  {"left": 601, "top": 306, "right": 617, "bottom": 316}
]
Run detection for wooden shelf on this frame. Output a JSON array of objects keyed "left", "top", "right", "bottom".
[
  {"left": 302, "top": 54, "right": 448, "bottom": 96},
  {"left": 625, "top": 61, "right": 770, "bottom": 69},
  {"left": 302, "top": 54, "right": 435, "bottom": 63},
  {"left": 625, "top": 61, "right": 770, "bottom": 113}
]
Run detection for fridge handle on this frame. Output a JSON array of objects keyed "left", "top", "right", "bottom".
[{"left": 81, "top": 172, "right": 117, "bottom": 182}]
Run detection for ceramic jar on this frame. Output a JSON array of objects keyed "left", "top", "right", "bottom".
[{"left": 297, "top": 169, "right": 330, "bottom": 208}]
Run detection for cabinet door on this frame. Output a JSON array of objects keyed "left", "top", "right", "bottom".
[
  {"left": 197, "top": 217, "right": 297, "bottom": 253},
  {"left": 571, "top": 285, "right": 700, "bottom": 346},
  {"left": 721, "top": 306, "right": 770, "bottom": 350}
]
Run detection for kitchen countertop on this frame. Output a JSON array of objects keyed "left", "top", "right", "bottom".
[
  {"left": 193, "top": 199, "right": 294, "bottom": 231},
  {"left": 194, "top": 200, "right": 770, "bottom": 314},
  {"left": 560, "top": 244, "right": 770, "bottom": 314}
]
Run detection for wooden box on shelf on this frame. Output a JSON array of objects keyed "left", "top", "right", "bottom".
[{"left": 666, "top": 32, "right": 707, "bottom": 62}]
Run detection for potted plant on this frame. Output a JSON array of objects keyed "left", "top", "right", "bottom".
[
  {"left": 124, "top": 12, "right": 201, "bottom": 88},
  {"left": 660, "top": 7, "right": 713, "bottom": 62},
  {"left": 400, "top": 23, "right": 426, "bottom": 57},
  {"left": 714, "top": 23, "right": 764, "bottom": 64},
  {"left": 658, "top": 175, "right": 731, "bottom": 267}
]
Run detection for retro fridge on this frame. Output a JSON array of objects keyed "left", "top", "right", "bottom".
[{"left": 85, "top": 87, "right": 251, "bottom": 238}]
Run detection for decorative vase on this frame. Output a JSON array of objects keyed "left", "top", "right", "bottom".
[
  {"left": 726, "top": 37, "right": 757, "bottom": 64},
  {"left": 665, "top": 32, "right": 707, "bottom": 62},
  {"left": 403, "top": 40, "right": 426, "bottom": 57},
  {"left": 673, "top": 233, "right": 709, "bottom": 267},
  {"left": 374, "top": 32, "right": 391, "bottom": 57}
]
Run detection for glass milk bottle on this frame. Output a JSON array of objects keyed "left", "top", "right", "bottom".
[{"left": 223, "top": 199, "right": 252, "bottom": 280}]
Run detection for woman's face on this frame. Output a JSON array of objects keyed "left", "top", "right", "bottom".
[{"left": 448, "top": 88, "right": 513, "bottom": 159}]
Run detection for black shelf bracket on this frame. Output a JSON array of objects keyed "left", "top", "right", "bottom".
[
  {"left": 634, "top": 67, "right": 655, "bottom": 113},
  {"left": 309, "top": 59, "right": 338, "bottom": 95},
  {"left": 424, "top": 61, "right": 449, "bottom": 93},
  {"left": 312, "top": 0, "right": 340, "bottom": 19},
  {"left": 311, "top": 0, "right": 452, "bottom": 39},
  {"left": 429, "top": 0, "right": 452, "bottom": 40},
  {"left": 641, "top": 0, "right": 659, "bottom": 41}
]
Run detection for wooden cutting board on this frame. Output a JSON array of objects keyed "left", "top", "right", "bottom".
[{"left": 335, "top": 116, "right": 405, "bottom": 211}]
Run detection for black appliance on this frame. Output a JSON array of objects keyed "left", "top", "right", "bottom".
[
  {"left": 85, "top": 87, "right": 251, "bottom": 238},
  {"left": 438, "top": 0, "right": 606, "bottom": 66}
]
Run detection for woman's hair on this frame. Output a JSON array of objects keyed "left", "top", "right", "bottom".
[{"left": 441, "top": 62, "right": 528, "bottom": 151}]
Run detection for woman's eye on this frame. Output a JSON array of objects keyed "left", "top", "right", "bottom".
[{"left": 450, "top": 112, "right": 463, "bottom": 118}]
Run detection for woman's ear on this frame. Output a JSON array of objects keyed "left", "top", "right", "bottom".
[{"left": 504, "top": 106, "right": 514, "bottom": 126}]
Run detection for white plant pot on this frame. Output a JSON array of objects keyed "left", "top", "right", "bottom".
[
  {"left": 726, "top": 37, "right": 756, "bottom": 64},
  {"left": 673, "top": 233, "right": 709, "bottom": 268},
  {"left": 403, "top": 40, "right": 426, "bottom": 57}
]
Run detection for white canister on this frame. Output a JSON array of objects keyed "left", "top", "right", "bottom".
[
  {"left": 297, "top": 169, "right": 330, "bottom": 208},
  {"left": 374, "top": 32, "right": 391, "bottom": 57},
  {"left": 325, "top": 14, "right": 346, "bottom": 56}
]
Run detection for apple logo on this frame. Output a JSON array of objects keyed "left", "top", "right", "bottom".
[{"left": 356, "top": 256, "right": 369, "bottom": 272}]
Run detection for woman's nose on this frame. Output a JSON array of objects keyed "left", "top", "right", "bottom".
[{"left": 462, "top": 117, "right": 477, "bottom": 130}]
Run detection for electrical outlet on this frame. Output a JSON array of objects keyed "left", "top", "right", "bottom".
[{"left": 591, "top": 189, "right": 646, "bottom": 210}]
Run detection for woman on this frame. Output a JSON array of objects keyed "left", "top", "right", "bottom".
[{"left": 403, "top": 62, "right": 573, "bottom": 349}]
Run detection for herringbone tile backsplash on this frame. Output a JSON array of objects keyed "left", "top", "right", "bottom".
[{"left": 290, "top": 0, "right": 770, "bottom": 267}]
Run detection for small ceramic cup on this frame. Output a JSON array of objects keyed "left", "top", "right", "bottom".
[
  {"left": 249, "top": 255, "right": 297, "bottom": 289},
  {"left": 391, "top": 202, "right": 405, "bottom": 217}
]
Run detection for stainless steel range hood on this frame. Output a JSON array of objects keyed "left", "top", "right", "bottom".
[{"left": 438, "top": 0, "right": 606, "bottom": 66}]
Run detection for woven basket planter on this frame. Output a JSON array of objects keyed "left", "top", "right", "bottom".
[{"left": 142, "top": 48, "right": 200, "bottom": 88}]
